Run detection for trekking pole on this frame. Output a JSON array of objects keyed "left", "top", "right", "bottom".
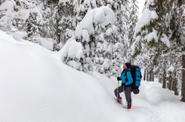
[
  {"left": 116, "top": 69, "right": 120, "bottom": 99},
  {"left": 117, "top": 78, "right": 119, "bottom": 98}
]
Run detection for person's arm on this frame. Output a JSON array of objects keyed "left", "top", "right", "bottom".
[
  {"left": 125, "top": 69, "right": 133, "bottom": 85},
  {"left": 117, "top": 70, "right": 124, "bottom": 81},
  {"left": 120, "top": 71, "right": 126, "bottom": 84}
]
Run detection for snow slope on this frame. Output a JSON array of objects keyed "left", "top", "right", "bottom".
[
  {"left": 0, "top": 30, "right": 185, "bottom": 122},
  {"left": 0, "top": 30, "right": 116, "bottom": 122}
]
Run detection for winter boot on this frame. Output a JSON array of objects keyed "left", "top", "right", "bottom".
[
  {"left": 116, "top": 96, "right": 122, "bottom": 104},
  {"left": 127, "top": 103, "right": 131, "bottom": 109}
]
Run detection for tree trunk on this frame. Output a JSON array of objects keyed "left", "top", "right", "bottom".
[
  {"left": 144, "top": 70, "right": 146, "bottom": 81},
  {"left": 181, "top": 55, "right": 185, "bottom": 102},
  {"left": 168, "top": 73, "right": 172, "bottom": 90},
  {"left": 152, "top": 70, "right": 154, "bottom": 81},
  {"left": 147, "top": 70, "right": 149, "bottom": 81},
  {"left": 150, "top": 70, "right": 152, "bottom": 81},
  {"left": 162, "top": 69, "right": 167, "bottom": 88},
  {"left": 172, "top": 77, "right": 178, "bottom": 95},
  {"left": 150, "top": 70, "right": 154, "bottom": 81},
  {"left": 55, "top": 6, "right": 61, "bottom": 44},
  {"left": 146, "top": 70, "right": 148, "bottom": 81},
  {"left": 159, "top": 72, "right": 162, "bottom": 83},
  {"left": 0, "top": 0, "right": 4, "bottom": 5},
  {"left": 159, "top": 76, "right": 162, "bottom": 83},
  {"left": 56, "top": 18, "right": 61, "bottom": 44}
]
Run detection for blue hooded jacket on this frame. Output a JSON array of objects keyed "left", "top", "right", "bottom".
[{"left": 120, "top": 68, "right": 133, "bottom": 86}]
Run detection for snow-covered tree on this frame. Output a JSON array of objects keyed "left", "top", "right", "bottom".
[
  {"left": 0, "top": 0, "right": 16, "bottom": 30},
  {"left": 0, "top": 0, "right": 43, "bottom": 39},
  {"left": 54, "top": 0, "right": 76, "bottom": 45},
  {"left": 59, "top": 6, "right": 117, "bottom": 75},
  {"left": 0, "top": 0, "right": 139, "bottom": 76},
  {"left": 57, "top": 0, "right": 139, "bottom": 76},
  {"left": 131, "top": 0, "right": 185, "bottom": 97}
]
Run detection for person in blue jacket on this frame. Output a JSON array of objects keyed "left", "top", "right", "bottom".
[{"left": 114, "top": 63, "right": 133, "bottom": 109}]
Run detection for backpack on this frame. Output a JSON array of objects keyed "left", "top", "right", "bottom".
[{"left": 130, "top": 65, "right": 142, "bottom": 93}]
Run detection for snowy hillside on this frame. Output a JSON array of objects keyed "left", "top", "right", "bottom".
[
  {"left": 0, "top": 30, "right": 115, "bottom": 122},
  {"left": 1, "top": 30, "right": 185, "bottom": 122}
]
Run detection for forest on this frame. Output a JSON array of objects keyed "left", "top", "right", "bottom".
[{"left": 0, "top": 0, "right": 185, "bottom": 121}]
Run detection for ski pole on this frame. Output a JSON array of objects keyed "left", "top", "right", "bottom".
[
  {"left": 116, "top": 67, "right": 121, "bottom": 99},
  {"left": 116, "top": 71, "right": 120, "bottom": 98},
  {"left": 117, "top": 78, "right": 119, "bottom": 98}
]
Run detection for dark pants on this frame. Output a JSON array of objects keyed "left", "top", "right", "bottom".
[{"left": 114, "top": 85, "right": 132, "bottom": 105}]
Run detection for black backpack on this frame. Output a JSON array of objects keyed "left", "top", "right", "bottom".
[{"left": 130, "top": 65, "right": 142, "bottom": 94}]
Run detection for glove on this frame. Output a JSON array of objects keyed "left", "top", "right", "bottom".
[{"left": 117, "top": 77, "right": 121, "bottom": 81}]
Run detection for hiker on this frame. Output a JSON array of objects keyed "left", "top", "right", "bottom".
[{"left": 114, "top": 63, "right": 141, "bottom": 109}]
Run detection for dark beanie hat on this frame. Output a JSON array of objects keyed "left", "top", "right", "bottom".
[{"left": 125, "top": 62, "right": 131, "bottom": 68}]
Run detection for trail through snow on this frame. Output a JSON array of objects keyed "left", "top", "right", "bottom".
[
  {"left": 92, "top": 72, "right": 185, "bottom": 122},
  {"left": 0, "top": 30, "right": 185, "bottom": 122}
]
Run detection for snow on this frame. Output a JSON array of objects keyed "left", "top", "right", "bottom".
[
  {"left": 144, "top": 29, "right": 158, "bottom": 42},
  {"left": 59, "top": 38, "right": 83, "bottom": 60},
  {"left": 135, "top": 0, "right": 158, "bottom": 35},
  {"left": 75, "top": 6, "right": 116, "bottom": 41},
  {"left": 6, "top": 31, "right": 55, "bottom": 50},
  {"left": 106, "top": 27, "right": 113, "bottom": 36},
  {"left": 15, "top": 8, "right": 30, "bottom": 21},
  {"left": 0, "top": 0, "right": 15, "bottom": 27},
  {"left": 167, "top": 66, "right": 175, "bottom": 72},
  {"left": 81, "top": 29, "right": 90, "bottom": 42},
  {"left": 93, "top": 6, "right": 115, "bottom": 26},
  {"left": 0, "top": 30, "right": 112, "bottom": 122},
  {"left": 73, "top": 0, "right": 97, "bottom": 11},
  {"left": 92, "top": 72, "right": 185, "bottom": 122},
  {"left": 58, "top": 38, "right": 83, "bottom": 69},
  {"left": 0, "top": 0, "right": 43, "bottom": 30},
  {"left": 161, "top": 34, "right": 170, "bottom": 47},
  {"left": 10, "top": 31, "right": 27, "bottom": 41},
  {"left": 58, "top": 0, "right": 70, "bottom": 5},
  {"left": 137, "top": 0, "right": 145, "bottom": 17},
  {"left": 59, "top": 6, "right": 116, "bottom": 70},
  {"left": 0, "top": 0, "right": 15, "bottom": 13},
  {"left": 102, "top": 58, "right": 111, "bottom": 69},
  {"left": 1, "top": 30, "right": 185, "bottom": 122},
  {"left": 34, "top": 36, "right": 56, "bottom": 50}
]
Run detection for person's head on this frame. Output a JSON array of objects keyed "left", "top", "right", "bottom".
[
  {"left": 123, "top": 62, "right": 131, "bottom": 69},
  {"left": 122, "top": 63, "right": 127, "bottom": 69}
]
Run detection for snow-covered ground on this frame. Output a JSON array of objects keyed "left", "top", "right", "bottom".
[{"left": 0, "top": 30, "right": 185, "bottom": 122}]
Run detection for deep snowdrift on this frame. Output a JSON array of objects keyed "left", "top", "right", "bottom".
[
  {"left": 0, "top": 30, "right": 185, "bottom": 122},
  {"left": 0, "top": 30, "right": 123, "bottom": 122}
]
